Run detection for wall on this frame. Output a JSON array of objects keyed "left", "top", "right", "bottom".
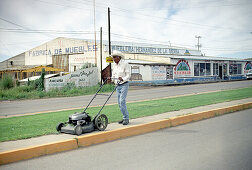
[
  {"left": 0, "top": 53, "right": 25, "bottom": 69},
  {"left": 171, "top": 58, "right": 250, "bottom": 78},
  {"left": 125, "top": 53, "right": 171, "bottom": 64},
  {"left": 106, "top": 44, "right": 201, "bottom": 56},
  {"left": 45, "top": 67, "right": 98, "bottom": 91},
  {"left": 129, "top": 64, "right": 169, "bottom": 81},
  {"left": 69, "top": 54, "right": 97, "bottom": 72},
  {"left": 25, "top": 37, "right": 98, "bottom": 68},
  {"left": 151, "top": 66, "right": 166, "bottom": 80},
  {"left": 129, "top": 64, "right": 152, "bottom": 81},
  {"left": 172, "top": 59, "right": 193, "bottom": 78},
  {"left": 244, "top": 62, "right": 252, "bottom": 74}
]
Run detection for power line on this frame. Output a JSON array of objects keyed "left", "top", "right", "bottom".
[
  {"left": 0, "top": 28, "right": 95, "bottom": 34},
  {"left": 110, "top": 8, "right": 244, "bottom": 32},
  {"left": 0, "top": 17, "right": 27, "bottom": 29},
  {"left": 109, "top": 32, "right": 252, "bottom": 52},
  {"left": 35, "top": 0, "right": 90, "bottom": 10},
  {"left": 0, "top": 17, "right": 56, "bottom": 38},
  {"left": 134, "top": 1, "right": 252, "bottom": 11},
  {"left": 205, "top": 38, "right": 252, "bottom": 43},
  {"left": 33, "top": 0, "right": 250, "bottom": 32},
  {"left": 1, "top": 0, "right": 251, "bottom": 56}
]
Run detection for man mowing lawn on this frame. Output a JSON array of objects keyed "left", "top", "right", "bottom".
[{"left": 111, "top": 50, "right": 130, "bottom": 125}]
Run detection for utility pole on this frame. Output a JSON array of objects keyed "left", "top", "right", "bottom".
[
  {"left": 100, "top": 27, "right": 103, "bottom": 84},
  {"left": 108, "top": 7, "right": 112, "bottom": 79},
  {"left": 93, "top": 0, "right": 97, "bottom": 65},
  {"left": 108, "top": 7, "right": 111, "bottom": 56},
  {"left": 195, "top": 35, "right": 202, "bottom": 51},
  {"left": 168, "top": 41, "right": 171, "bottom": 47}
]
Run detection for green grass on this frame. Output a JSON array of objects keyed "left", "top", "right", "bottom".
[
  {"left": 0, "top": 86, "right": 252, "bottom": 142},
  {"left": 0, "top": 83, "right": 115, "bottom": 101}
]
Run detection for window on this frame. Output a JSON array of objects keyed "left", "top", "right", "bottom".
[
  {"left": 237, "top": 64, "right": 242, "bottom": 74},
  {"left": 200, "top": 63, "right": 205, "bottom": 76},
  {"left": 195, "top": 63, "right": 211, "bottom": 76},
  {"left": 206, "top": 63, "right": 211, "bottom": 75},
  {"left": 166, "top": 66, "right": 174, "bottom": 79},
  {"left": 229, "top": 64, "right": 242, "bottom": 75},
  {"left": 213, "top": 63, "right": 219, "bottom": 76},
  {"left": 194, "top": 63, "right": 199, "bottom": 76},
  {"left": 131, "top": 66, "right": 140, "bottom": 74}
]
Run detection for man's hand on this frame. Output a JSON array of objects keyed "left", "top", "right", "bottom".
[{"left": 118, "top": 77, "right": 123, "bottom": 81}]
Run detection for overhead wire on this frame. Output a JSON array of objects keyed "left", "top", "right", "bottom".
[
  {"left": 0, "top": 17, "right": 56, "bottom": 38},
  {"left": 36, "top": 0, "right": 251, "bottom": 32},
  {"left": 0, "top": 25, "right": 251, "bottom": 52},
  {"left": 0, "top": 28, "right": 95, "bottom": 34},
  {"left": 1, "top": 0, "right": 251, "bottom": 56},
  {"left": 12, "top": 0, "right": 249, "bottom": 36}
]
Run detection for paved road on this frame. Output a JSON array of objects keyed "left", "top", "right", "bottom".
[
  {"left": 0, "top": 80, "right": 252, "bottom": 116},
  {"left": 1, "top": 109, "right": 251, "bottom": 170}
]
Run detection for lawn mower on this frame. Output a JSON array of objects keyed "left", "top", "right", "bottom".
[{"left": 56, "top": 78, "right": 119, "bottom": 135}]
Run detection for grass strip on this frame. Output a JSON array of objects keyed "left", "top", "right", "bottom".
[
  {"left": 0, "top": 84, "right": 115, "bottom": 101},
  {"left": 0, "top": 86, "right": 252, "bottom": 142}
]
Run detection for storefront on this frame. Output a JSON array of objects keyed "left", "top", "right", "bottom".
[
  {"left": 1, "top": 37, "right": 251, "bottom": 85},
  {"left": 170, "top": 56, "right": 251, "bottom": 80},
  {"left": 128, "top": 56, "right": 250, "bottom": 86},
  {"left": 127, "top": 60, "right": 175, "bottom": 82}
]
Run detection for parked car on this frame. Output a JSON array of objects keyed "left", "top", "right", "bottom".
[{"left": 246, "top": 69, "right": 252, "bottom": 79}]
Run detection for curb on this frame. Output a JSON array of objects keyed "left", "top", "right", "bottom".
[
  {"left": 0, "top": 139, "right": 78, "bottom": 165},
  {"left": 77, "top": 119, "right": 172, "bottom": 147},
  {"left": 77, "top": 102, "right": 252, "bottom": 147},
  {"left": 0, "top": 102, "right": 251, "bottom": 165}
]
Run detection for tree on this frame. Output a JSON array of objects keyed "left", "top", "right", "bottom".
[{"left": 38, "top": 68, "right": 45, "bottom": 91}]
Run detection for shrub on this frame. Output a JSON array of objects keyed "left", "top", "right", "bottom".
[
  {"left": 28, "top": 79, "right": 40, "bottom": 90},
  {"left": 0, "top": 75, "right": 14, "bottom": 89},
  {"left": 28, "top": 68, "right": 45, "bottom": 91},
  {"left": 38, "top": 91, "right": 45, "bottom": 98},
  {"left": 17, "top": 85, "right": 35, "bottom": 92},
  {"left": 97, "top": 83, "right": 115, "bottom": 93},
  {"left": 38, "top": 68, "right": 45, "bottom": 91}
]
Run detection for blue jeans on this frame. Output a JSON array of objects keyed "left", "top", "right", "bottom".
[{"left": 116, "top": 82, "right": 129, "bottom": 120}]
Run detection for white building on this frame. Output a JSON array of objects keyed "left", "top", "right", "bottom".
[{"left": 1, "top": 37, "right": 251, "bottom": 85}]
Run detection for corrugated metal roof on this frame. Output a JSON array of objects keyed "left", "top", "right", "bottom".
[
  {"left": 0, "top": 65, "right": 64, "bottom": 72},
  {"left": 19, "top": 74, "right": 59, "bottom": 82},
  {"left": 0, "top": 65, "right": 39, "bottom": 71}
]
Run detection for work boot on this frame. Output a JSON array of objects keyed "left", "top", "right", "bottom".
[{"left": 123, "top": 119, "right": 129, "bottom": 125}]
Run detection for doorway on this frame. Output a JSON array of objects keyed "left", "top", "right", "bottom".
[{"left": 219, "top": 65, "right": 223, "bottom": 79}]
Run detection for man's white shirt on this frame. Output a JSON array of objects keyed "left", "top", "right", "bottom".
[{"left": 112, "top": 60, "right": 130, "bottom": 84}]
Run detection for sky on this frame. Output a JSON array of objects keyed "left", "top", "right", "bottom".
[{"left": 0, "top": 0, "right": 252, "bottom": 62}]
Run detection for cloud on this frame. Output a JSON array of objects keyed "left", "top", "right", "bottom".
[{"left": 0, "top": 0, "right": 252, "bottom": 62}]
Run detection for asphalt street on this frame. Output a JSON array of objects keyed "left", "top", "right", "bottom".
[
  {"left": 0, "top": 80, "right": 252, "bottom": 116},
  {"left": 1, "top": 108, "right": 251, "bottom": 170}
]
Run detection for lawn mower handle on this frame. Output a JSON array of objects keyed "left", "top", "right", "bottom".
[{"left": 82, "top": 78, "right": 121, "bottom": 114}]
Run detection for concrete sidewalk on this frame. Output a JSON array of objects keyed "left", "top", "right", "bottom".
[{"left": 1, "top": 98, "right": 252, "bottom": 154}]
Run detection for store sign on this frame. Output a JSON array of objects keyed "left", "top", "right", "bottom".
[
  {"left": 152, "top": 66, "right": 166, "bottom": 80},
  {"left": 244, "top": 62, "right": 252, "bottom": 73},
  {"left": 174, "top": 59, "right": 191, "bottom": 75},
  {"left": 104, "top": 45, "right": 200, "bottom": 56},
  {"left": 28, "top": 45, "right": 97, "bottom": 57},
  {"left": 45, "top": 67, "right": 98, "bottom": 91},
  {"left": 184, "top": 50, "right": 191, "bottom": 55},
  {"left": 106, "top": 57, "right": 113, "bottom": 63}
]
